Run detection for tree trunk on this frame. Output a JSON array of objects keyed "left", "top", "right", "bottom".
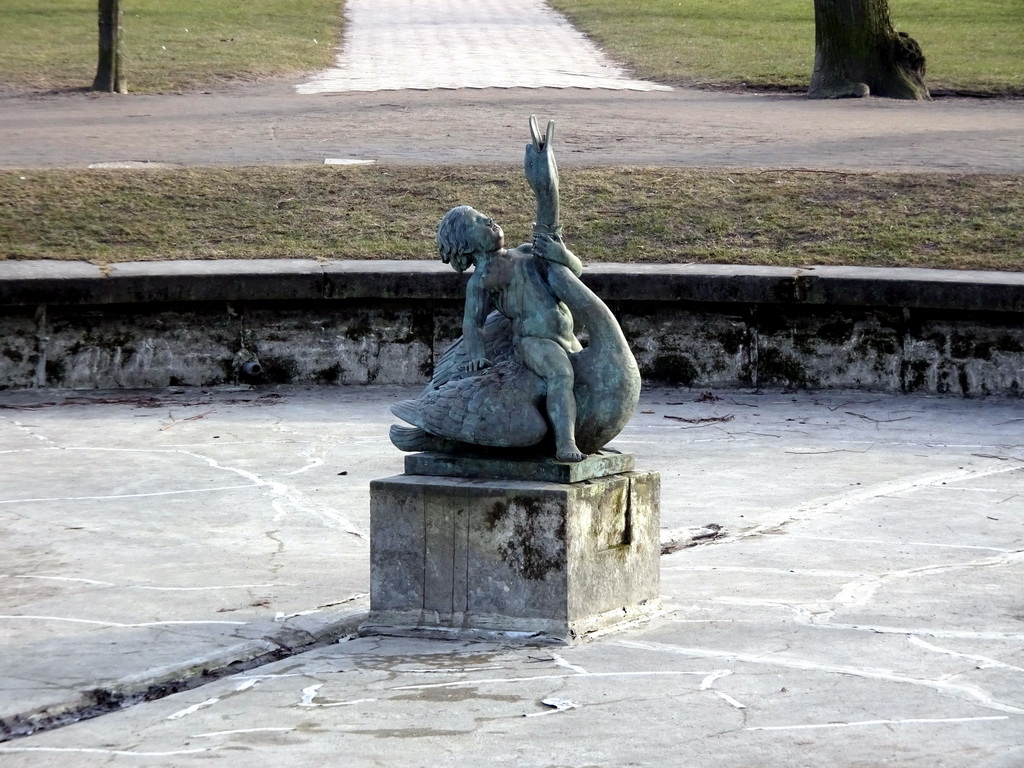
[
  {"left": 808, "top": 0, "right": 928, "bottom": 100},
  {"left": 92, "top": 0, "right": 126, "bottom": 93}
]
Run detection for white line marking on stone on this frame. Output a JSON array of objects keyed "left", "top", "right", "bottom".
[
  {"left": 167, "top": 697, "right": 221, "bottom": 720},
  {"left": 178, "top": 450, "right": 367, "bottom": 540},
  {"left": 299, "top": 683, "right": 324, "bottom": 705},
  {"left": 5, "top": 575, "right": 280, "bottom": 592},
  {"left": 235, "top": 674, "right": 306, "bottom": 691},
  {"left": 787, "top": 535, "right": 1014, "bottom": 553},
  {"left": 192, "top": 727, "right": 297, "bottom": 738},
  {"left": 132, "top": 583, "right": 280, "bottom": 592},
  {"left": 616, "top": 640, "right": 1024, "bottom": 715},
  {"left": 284, "top": 458, "right": 325, "bottom": 475},
  {"left": 273, "top": 593, "right": 367, "bottom": 622},
  {"left": 729, "top": 464, "right": 1024, "bottom": 543},
  {"left": 698, "top": 670, "right": 746, "bottom": 708},
  {"left": 9, "top": 575, "right": 114, "bottom": 586},
  {"left": 16, "top": 445, "right": 364, "bottom": 538},
  {"left": 0, "top": 484, "right": 258, "bottom": 505},
  {"left": 670, "top": 619, "right": 761, "bottom": 624},
  {"left": 272, "top": 498, "right": 288, "bottom": 522},
  {"left": 0, "top": 615, "right": 247, "bottom": 627},
  {"left": 393, "top": 670, "right": 720, "bottom": 691},
  {"left": 525, "top": 697, "right": 579, "bottom": 717},
  {"left": 297, "top": 0, "right": 671, "bottom": 94},
  {"left": 298, "top": 683, "right": 377, "bottom": 708},
  {"left": 0, "top": 747, "right": 215, "bottom": 756},
  {"left": 0, "top": 417, "right": 58, "bottom": 445},
  {"left": 710, "top": 597, "right": 1024, "bottom": 640},
  {"left": 714, "top": 691, "right": 747, "bottom": 710},
  {"left": 824, "top": 624, "right": 1024, "bottom": 641},
  {"left": 700, "top": 670, "right": 733, "bottom": 690},
  {"left": 400, "top": 666, "right": 507, "bottom": 674},
  {"left": 551, "top": 653, "right": 588, "bottom": 675},
  {"left": 833, "top": 551, "right": 1024, "bottom": 609},
  {"left": 909, "top": 637, "right": 1024, "bottom": 674},
  {"left": 746, "top": 716, "right": 1010, "bottom": 732},
  {"left": 324, "top": 158, "right": 375, "bottom": 165},
  {"left": 664, "top": 565, "right": 864, "bottom": 577}
]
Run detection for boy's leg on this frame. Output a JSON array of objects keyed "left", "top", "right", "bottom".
[{"left": 518, "top": 337, "right": 586, "bottom": 462}]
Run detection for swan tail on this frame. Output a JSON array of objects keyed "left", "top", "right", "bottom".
[{"left": 389, "top": 425, "right": 459, "bottom": 454}]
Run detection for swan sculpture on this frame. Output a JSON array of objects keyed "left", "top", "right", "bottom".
[{"left": 389, "top": 117, "right": 640, "bottom": 461}]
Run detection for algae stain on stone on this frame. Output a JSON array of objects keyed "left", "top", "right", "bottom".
[
  {"left": 486, "top": 497, "right": 566, "bottom": 581},
  {"left": 646, "top": 353, "right": 698, "bottom": 385},
  {"left": 756, "top": 347, "right": 817, "bottom": 389}
]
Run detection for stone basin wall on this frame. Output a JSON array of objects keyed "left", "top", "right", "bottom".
[{"left": 0, "top": 261, "right": 1021, "bottom": 396}]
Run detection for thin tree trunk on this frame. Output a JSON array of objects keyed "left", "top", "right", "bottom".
[
  {"left": 92, "top": 0, "right": 126, "bottom": 93},
  {"left": 808, "top": 0, "right": 928, "bottom": 100}
]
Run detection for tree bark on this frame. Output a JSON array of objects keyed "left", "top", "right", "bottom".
[
  {"left": 92, "top": 0, "right": 126, "bottom": 93},
  {"left": 808, "top": 0, "right": 928, "bottom": 100}
]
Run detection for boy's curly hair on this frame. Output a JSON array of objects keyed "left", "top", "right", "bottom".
[{"left": 436, "top": 206, "right": 478, "bottom": 267}]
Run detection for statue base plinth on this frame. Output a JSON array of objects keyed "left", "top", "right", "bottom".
[
  {"left": 363, "top": 461, "right": 660, "bottom": 644},
  {"left": 404, "top": 449, "right": 634, "bottom": 484}
]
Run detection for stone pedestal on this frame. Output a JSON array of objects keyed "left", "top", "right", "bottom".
[{"left": 363, "top": 454, "right": 660, "bottom": 644}]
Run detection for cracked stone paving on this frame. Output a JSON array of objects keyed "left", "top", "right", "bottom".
[{"left": 0, "top": 386, "right": 1020, "bottom": 766}]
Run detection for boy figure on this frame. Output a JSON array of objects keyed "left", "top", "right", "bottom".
[{"left": 437, "top": 205, "right": 587, "bottom": 463}]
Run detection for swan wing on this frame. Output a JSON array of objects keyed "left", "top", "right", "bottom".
[
  {"left": 396, "top": 360, "right": 547, "bottom": 448},
  {"left": 424, "top": 311, "right": 515, "bottom": 395}
]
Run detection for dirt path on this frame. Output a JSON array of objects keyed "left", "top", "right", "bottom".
[{"left": 3, "top": 81, "right": 1022, "bottom": 173}]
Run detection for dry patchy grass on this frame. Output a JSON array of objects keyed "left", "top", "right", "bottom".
[{"left": 1, "top": 166, "right": 1021, "bottom": 271}]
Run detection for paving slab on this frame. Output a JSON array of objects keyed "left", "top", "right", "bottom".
[
  {"left": 0, "top": 385, "right": 1021, "bottom": 764},
  {"left": 297, "top": 0, "right": 671, "bottom": 93}
]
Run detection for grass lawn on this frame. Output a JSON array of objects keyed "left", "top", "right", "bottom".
[
  {"left": 0, "top": 1, "right": 1018, "bottom": 95},
  {"left": 548, "top": 0, "right": 1024, "bottom": 95},
  {"left": 2, "top": 166, "right": 1021, "bottom": 271},
  {"left": 0, "top": 0, "right": 342, "bottom": 93}
]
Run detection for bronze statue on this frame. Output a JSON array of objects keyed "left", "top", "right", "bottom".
[{"left": 390, "top": 117, "right": 640, "bottom": 462}]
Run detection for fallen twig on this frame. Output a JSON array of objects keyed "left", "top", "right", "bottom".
[
  {"left": 160, "top": 409, "right": 216, "bottom": 431},
  {"left": 845, "top": 411, "right": 912, "bottom": 424},
  {"left": 972, "top": 453, "right": 1024, "bottom": 462},
  {"left": 661, "top": 524, "right": 725, "bottom": 554},
  {"left": 825, "top": 399, "right": 880, "bottom": 412},
  {"left": 664, "top": 414, "right": 735, "bottom": 425}
]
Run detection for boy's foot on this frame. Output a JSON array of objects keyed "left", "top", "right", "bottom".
[{"left": 556, "top": 445, "right": 587, "bottom": 463}]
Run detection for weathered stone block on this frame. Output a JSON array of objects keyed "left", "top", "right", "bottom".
[
  {"left": 364, "top": 470, "right": 661, "bottom": 643},
  {"left": 44, "top": 305, "right": 238, "bottom": 388},
  {"left": 0, "top": 309, "right": 41, "bottom": 389},
  {"left": 243, "top": 303, "right": 435, "bottom": 385},
  {"left": 404, "top": 450, "right": 635, "bottom": 484},
  {"left": 621, "top": 308, "right": 749, "bottom": 388}
]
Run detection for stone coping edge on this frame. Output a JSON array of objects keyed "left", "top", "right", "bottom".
[
  {"left": 0, "top": 260, "right": 1022, "bottom": 313},
  {"left": 0, "top": 604, "right": 367, "bottom": 742}
]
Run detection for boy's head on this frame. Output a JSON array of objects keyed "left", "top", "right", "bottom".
[{"left": 437, "top": 206, "right": 503, "bottom": 272}]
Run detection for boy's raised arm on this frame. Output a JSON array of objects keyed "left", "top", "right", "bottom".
[{"left": 533, "top": 233, "right": 583, "bottom": 277}]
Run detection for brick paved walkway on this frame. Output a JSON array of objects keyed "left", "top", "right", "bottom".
[{"left": 296, "top": 0, "right": 671, "bottom": 93}]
